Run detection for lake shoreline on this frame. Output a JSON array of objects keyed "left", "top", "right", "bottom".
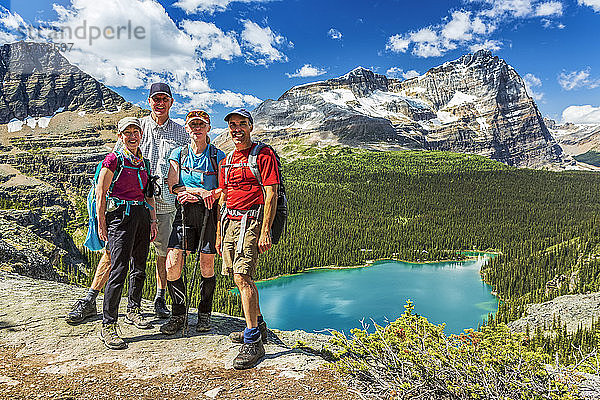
[
  {"left": 256, "top": 250, "right": 502, "bottom": 284},
  {"left": 253, "top": 250, "right": 501, "bottom": 334}
]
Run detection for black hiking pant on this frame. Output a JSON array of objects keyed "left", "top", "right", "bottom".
[{"left": 103, "top": 204, "right": 150, "bottom": 325}]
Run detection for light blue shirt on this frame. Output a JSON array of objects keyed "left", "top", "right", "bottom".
[{"left": 169, "top": 144, "right": 225, "bottom": 191}]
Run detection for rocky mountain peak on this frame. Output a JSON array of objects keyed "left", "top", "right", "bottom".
[
  {"left": 339, "top": 66, "right": 378, "bottom": 80},
  {"left": 249, "top": 51, "right": 567, "bottom": 168},
  {"left": 0, "top": 41, "right": 70, "bottom": 75},
  {"left": 458, "top": 49, "right": 496, "bottom": 67},
  {"left": 428, "top": 49, "right": 505, "bottom": 79},
  {"left": 0, "top": 41, "right": 126, "bottom": 124}
]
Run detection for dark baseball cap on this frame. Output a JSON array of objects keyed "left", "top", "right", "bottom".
[
  {"left": 149, "top": 82, "right": 172, "bottom": 98},
  {"left": 224, "top": 108, "right": 253, "bottom": 125}
]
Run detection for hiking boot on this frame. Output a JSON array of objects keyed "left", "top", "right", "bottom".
[
  {"left": 124, "top": 307, "right": 153, "bottom": 329},
  {"left": 196, "top": 313, "right": 211, "bottom": 332},
  {"left": 233, "top": 340, "right": 265, "bottom": 370},
  {"left": 100, "top": 323, "right": 127, "bottom": 350},
  {"left": 159, "top": 315, "right": 185, "bottom": 335},
  {"left": 229, "top": 320, "right": 268, "bottom": 344},
  {"left": 154, "top": 297, "right": 170, "bottom": 319},
  {"left": 65, "top": 299, "right": 97, "bottom": 325}
]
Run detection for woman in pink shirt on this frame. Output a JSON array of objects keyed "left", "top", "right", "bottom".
[{"left": 96, "top": 117, "right": 158, "bottom": 350}]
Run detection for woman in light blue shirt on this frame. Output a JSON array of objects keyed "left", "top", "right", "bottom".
[{"left": 160, "top": 110, "right": 225, "bottom": 336}]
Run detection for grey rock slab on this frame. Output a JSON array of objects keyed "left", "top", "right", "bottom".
[
  {"left": 0, "top": 271, "right": 329, "bottom": 379},
  {"left": 508, "top": 292, "right": 600, "bottom": 334}
]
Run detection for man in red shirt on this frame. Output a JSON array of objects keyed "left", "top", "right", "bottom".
[{"left": 216, "top": 108, "right": 279, "bottom": 370}]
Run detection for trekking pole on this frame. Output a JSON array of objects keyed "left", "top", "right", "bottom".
[
  {"left": 180, "top": 202, "right": 190, "bottom": 338},
  {"left": 184, "top": 205, "right": 211, "bottom": 336}
]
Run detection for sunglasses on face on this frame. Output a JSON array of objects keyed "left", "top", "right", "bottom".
[
  {"left": 189, "top": 121, "right": 208, "bottom": 129},
  {"left": 151, "top": 96, "right": 171, "bottom": 104},
  {"left": 228, "top": 121, "right": 249, "bottom": 128}
]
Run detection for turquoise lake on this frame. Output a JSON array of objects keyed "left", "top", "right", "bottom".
[{"left": 254, "top": 255, "right": 498, "bottom": 335}]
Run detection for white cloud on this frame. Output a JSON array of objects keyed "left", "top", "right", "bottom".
[
  {"left": 403, "top": 70, "right": 421, "bottom": 79},
  {"left": 562, "top": 105, "right": 600, "bottom": 124},
  {"left": 0, "top": 7, "right": 27, "bottom": 31},
  {"left": 535, "top": 1, "right": 563, "bottom": 16},
  {"left": 46, "top": 0, "right": 207, "bottom": 93},
  {"left": 386, "top": 67, "right": 420, "bottom": 80},
  {"left": 241, "top": 19, "right": 288, "bottom": 65},
  {"left": 173, "top": 0, "right": 275, "bottom": 14},
  {"left": 0, "top": 1, "right": 262, "bottom": 111},
  {"left": 179, "top": 90, "right": 262, "bottom": 109},
  {"left": 0, "top": 7, "right": 29, "bottom": 43},
  {"left": 386, "top": 34, "right": 411, "bottom": 53},
  {"left": 442, "top": 11, "right": 474, "bottom": 41},
  {"left": 181, "top": 20, "right": 241, "bottom": 60},
  {"left": 328, "top": 28, "right": 342, "bottom": 40},
  {"left": 286, "top": 64, "right": 326, "bottom": 78},
  {"left": 558, "top": 68, "right": 600, "bottom": 90},
  {"left": 523, "top": 73, "right": 544, "bottom": 100},
  {"left": 469, "top": 39, "right": 503, "bottom": 52},
  {"left": 386, "top": 1, "right": 565, "bottom": 58},
  {"left": 481, "top": 0, "right": 535, "bottom": 18},
  {"left": 578, "top": 0, "right": 600, "bottom": 12}
]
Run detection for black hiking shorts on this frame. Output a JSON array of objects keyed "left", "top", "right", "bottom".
[{"left": 168, "top": 202, "right": 218, "bottom": 254}]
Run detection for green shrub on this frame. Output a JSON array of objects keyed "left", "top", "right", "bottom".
[{"left": 331, "top": 301, "right": 582, "bottom": 399}]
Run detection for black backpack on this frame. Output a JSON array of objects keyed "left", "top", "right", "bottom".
[{"left": 223, "top": 142, "right": 288, "bottom": 244}]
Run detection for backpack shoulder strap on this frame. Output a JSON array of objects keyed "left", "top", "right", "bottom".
[
  {"left": 248, "top": 142, "right": 265, "bottom": 186},
  {"left": 209, "top": 144, "right": 219, "bottom": 173},
  {"left": 108, "top": 152, "right": 124, "bottom": 194},
  {"left": 178, "top": 145, "right": 189, "bottom": 184},
  {"left": 223, "top": 150, "right": 235, "bottom": 186}
]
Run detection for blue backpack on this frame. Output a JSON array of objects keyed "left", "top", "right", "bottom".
[{"left": 83, "top": 152, "right": 152, "bottom": 251}]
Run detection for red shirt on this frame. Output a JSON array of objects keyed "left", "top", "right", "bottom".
[
  {"left": 102, "top": 152, "right": 148, "bottom": 202},
  {"left": 219, "top": 143, "right": 280, "bottom": 216}
]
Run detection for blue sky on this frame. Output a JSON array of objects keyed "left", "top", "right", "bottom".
[{"left": 0, "top": 0, "right": 599, "bottom": 127}]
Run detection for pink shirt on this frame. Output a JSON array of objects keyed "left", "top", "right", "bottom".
[{"left": 102, "top": 152, "right": 148, "bottom": 202}]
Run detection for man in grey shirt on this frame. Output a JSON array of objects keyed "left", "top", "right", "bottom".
[{"left": 66, "top": 83, "right": 189, "bottom": 325}]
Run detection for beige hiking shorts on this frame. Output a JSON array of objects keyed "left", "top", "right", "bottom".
[
  {"left": 153, "top": 210, "right": 175, "bottom": 257},
  {"left": 221, "top": 217, "right": 262, "bottom": 278}
]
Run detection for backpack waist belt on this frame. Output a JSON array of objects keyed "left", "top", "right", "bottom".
[
  {"left": 108, "top": 197, "right": 153, "bottom": 216},
  {"left": 221, "top": 207, "right": 261, "bottom": 255}
]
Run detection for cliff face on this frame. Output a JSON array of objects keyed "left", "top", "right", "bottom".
[
  {"left": 0, "top": 41, "right": 126, "bottom": 123},
  {"left": 249, "top": 50, "right": 566, "bottom": 168},
  {"left": 0, "top": 107, "right": 147, "bottom": 281}
]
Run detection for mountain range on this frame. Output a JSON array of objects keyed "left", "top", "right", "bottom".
[
  {"left": 236, "top": 50, "right": 568, "bottom": 168},
  {"left": 0, "top": 41, "right": 596, "bottom": 170}
]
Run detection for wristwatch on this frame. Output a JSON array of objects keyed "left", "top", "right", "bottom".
[
  {"left": 171, "top": 183, "right": 184, "bottom": 194},
  {"left": 150, "top": 219, "right": 158, "bottom": 223}
]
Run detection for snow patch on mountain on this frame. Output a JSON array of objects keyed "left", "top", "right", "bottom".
[
  {"left": 445, "top": 91, "right": 477, "bottom": 108},
  {"left": 7, "top": 116, "right": 52, "bottom": 132}
]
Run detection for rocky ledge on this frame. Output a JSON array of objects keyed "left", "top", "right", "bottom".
[
  {"left": 0, "top": 271, "right": 353, "bottom": 399},
  {"left": 508, "top": 292, "right": 600, "bottom": 334}
]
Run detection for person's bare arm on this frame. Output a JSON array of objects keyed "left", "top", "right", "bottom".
[
  {"left": 258, "top": 184, "right": 278, "bottom": 254},
  {"left": 95, "top": 167, "right": 114, "bottom": 242}
]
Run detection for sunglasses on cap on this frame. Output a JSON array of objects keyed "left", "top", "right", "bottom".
[{"left": 186, "top": 110, "right": 210, "bottom": 124}]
